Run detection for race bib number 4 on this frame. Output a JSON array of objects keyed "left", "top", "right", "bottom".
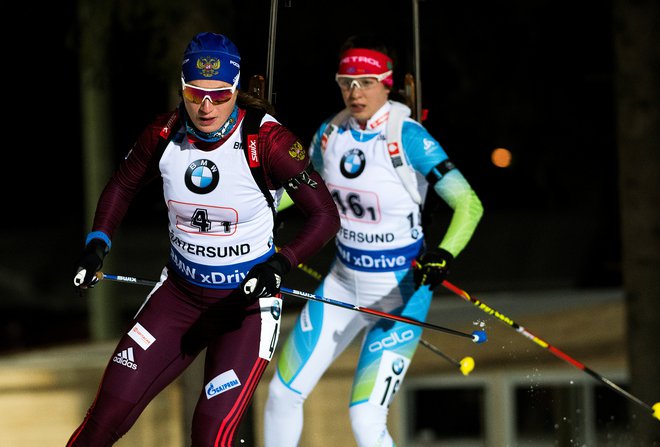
[{"left": 168, "top": 200, "right": 238, "bottom": 236}]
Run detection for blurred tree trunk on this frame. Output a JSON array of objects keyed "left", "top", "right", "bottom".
[
  {"left": 613, "top": 0, "right": 660, "bottom": 441},
  {"left": 78, "top": 0, "right": 119, "bottom": 340}
]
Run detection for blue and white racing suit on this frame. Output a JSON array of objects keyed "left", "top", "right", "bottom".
[{"left": 265, "top": 101, "right": 483, "bottom": 447}]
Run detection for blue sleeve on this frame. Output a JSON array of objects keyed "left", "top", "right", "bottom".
[
  {"left": 401, "top": 120, "right": 483, "bottom": 258},
  {"left": 401, "top": 119, "right": 448, "bottom": 176},
  {"left": 309, "top": 120, "right": 331, "bottom": 172}
]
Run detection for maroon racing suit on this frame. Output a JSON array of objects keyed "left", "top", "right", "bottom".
[{"left": 67, "top": 105, "right": 340, "bottom": 447}]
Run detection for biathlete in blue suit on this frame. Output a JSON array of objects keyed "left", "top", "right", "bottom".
[{"left": 264, "top": 33, "right": 484, "bottom": 447}]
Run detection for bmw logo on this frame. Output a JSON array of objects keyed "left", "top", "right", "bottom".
[
  {"left": 339, "top": 149, "right": 366, "bottom": 178},
  {"left": 185, "top": 159, "right": 219, "bottom": 194},
  {"left": 271, "top": 300, "right": 281, "bottom": 320},
  {"left": 391, "top": 358, "right": 405, "bottom": 375}
]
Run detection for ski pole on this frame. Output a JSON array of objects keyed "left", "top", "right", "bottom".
[
  {"left": 411, "top": 0, "right": 423, "bottom": 121},
  {"left": 95, "top": 272, "right": 486, "bottom": 343},
  {"left": 280, "top": 287, "right": 486, "bottom": 343},
  {"left": 289, "top": 257, "right": 476, "bottom": 372},
  {"left": 97, "top": 272, "right": 158, "bottom": 287},
  {"left": 266, "top": 0, "right": 278, "bottom": 103},
  {"left": 419, "top": 338, "right": 475, "bottom": 376},
  {"left": 441, "top": 279, "right": 660, "bottom": 421}
]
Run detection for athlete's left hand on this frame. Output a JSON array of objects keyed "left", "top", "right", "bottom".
[
  {"left": 240, "top": 253, "right": 291, "bottom": 303},
  {"left": 413, "top": 249, "right": 454, "bottom": 290}
]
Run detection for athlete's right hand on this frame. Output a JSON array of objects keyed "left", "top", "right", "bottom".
[{"left": 73, "top": 239, "right": 108, "bottom": 289}]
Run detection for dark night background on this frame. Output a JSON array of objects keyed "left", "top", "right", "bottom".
[
  {"left": 0, "top": 1, "right": 621, "bottom": 347},
  {"left": 2, "top": 0, "right": 660, "bottom": 443},
  {"left": 0, "top": 0, "right": 620, "bottom": 349}
]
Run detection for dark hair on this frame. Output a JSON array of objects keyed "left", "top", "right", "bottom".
[
  {"left": 237, "top": 74, "right": 276, "bottom": 115},
  {"left": 237, "top": 91, "right": 276, "bottom": 116}
]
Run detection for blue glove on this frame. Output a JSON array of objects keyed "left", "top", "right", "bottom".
[
  {"left": 73, "top": 239, "right": 108, "bottom": 289},
  {"left": 413, "top": 248, "right": 454, "bottom": 291},
  {"left": 240, "top": 253, "right": 291, "bottom": 304}
]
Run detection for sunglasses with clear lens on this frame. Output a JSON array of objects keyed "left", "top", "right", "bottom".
[
  {"left": 335, "top": 71, "right": 392, "bottom": 91},
  {"left": 181, "top": 77, "right": 238, "bottom": 105}
]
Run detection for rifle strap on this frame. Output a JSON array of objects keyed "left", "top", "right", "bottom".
[{"left": 241, "top": 108, "right": 277, "bottom": 222}]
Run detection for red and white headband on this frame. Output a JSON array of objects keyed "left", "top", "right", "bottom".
[{"left": 337, "top": 48, "right": 393, "bottom": 88}]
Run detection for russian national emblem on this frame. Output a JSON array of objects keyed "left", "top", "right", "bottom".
[
  {"left": 197, "top": 57, "right": 221, "bottom": 77},
  {"left": 289, "top": 141, "right": 306, "bottom": 160}
]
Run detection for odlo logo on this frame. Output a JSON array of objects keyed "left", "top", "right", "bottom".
[
  {"left": 368, "top": 329, "right": 415, "bottom": 352},
  {"left": 113, "top": 347, "right": 138, "bottom": 370}
]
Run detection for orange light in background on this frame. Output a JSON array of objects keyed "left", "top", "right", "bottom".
[{"left": 491, "top": 147, "right": 512, "bottom": 168}]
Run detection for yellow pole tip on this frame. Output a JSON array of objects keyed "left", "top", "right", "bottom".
[
  {"left": 459, "top": 357, "right": 475, "bottom": 376},
  {"left": 652, "top": 402, "right": 660, "bottom": 421}
]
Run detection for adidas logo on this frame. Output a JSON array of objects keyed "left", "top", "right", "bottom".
[{"left": 112, "top": 347, "right": 138, "bottom": 370}]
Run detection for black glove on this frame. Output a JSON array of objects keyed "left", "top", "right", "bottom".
[
  {"left": 240, "top": 252, "right": 291, "bottom": 304},
  {"left": 73, "top": 239, "right": 108, "bottom": 289},
  {"left": 413, "top": 248, "right": 454, "bottom": 291}
]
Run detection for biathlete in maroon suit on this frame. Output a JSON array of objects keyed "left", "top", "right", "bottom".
[{"left": 67, "top": 32, "right": 339, "bottom": 447}]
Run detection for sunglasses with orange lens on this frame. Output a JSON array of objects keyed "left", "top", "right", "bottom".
[{"left": 181, "top": 77, "right": 238, "bottom": 105}]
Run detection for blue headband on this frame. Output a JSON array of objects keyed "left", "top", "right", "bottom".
[{"left": 182, "top": 32, "right": 241, "bottom": 86}]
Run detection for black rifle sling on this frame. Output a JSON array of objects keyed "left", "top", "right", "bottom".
[{"left": 241, "top": 108, "right": 277, "bottom": 222}]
